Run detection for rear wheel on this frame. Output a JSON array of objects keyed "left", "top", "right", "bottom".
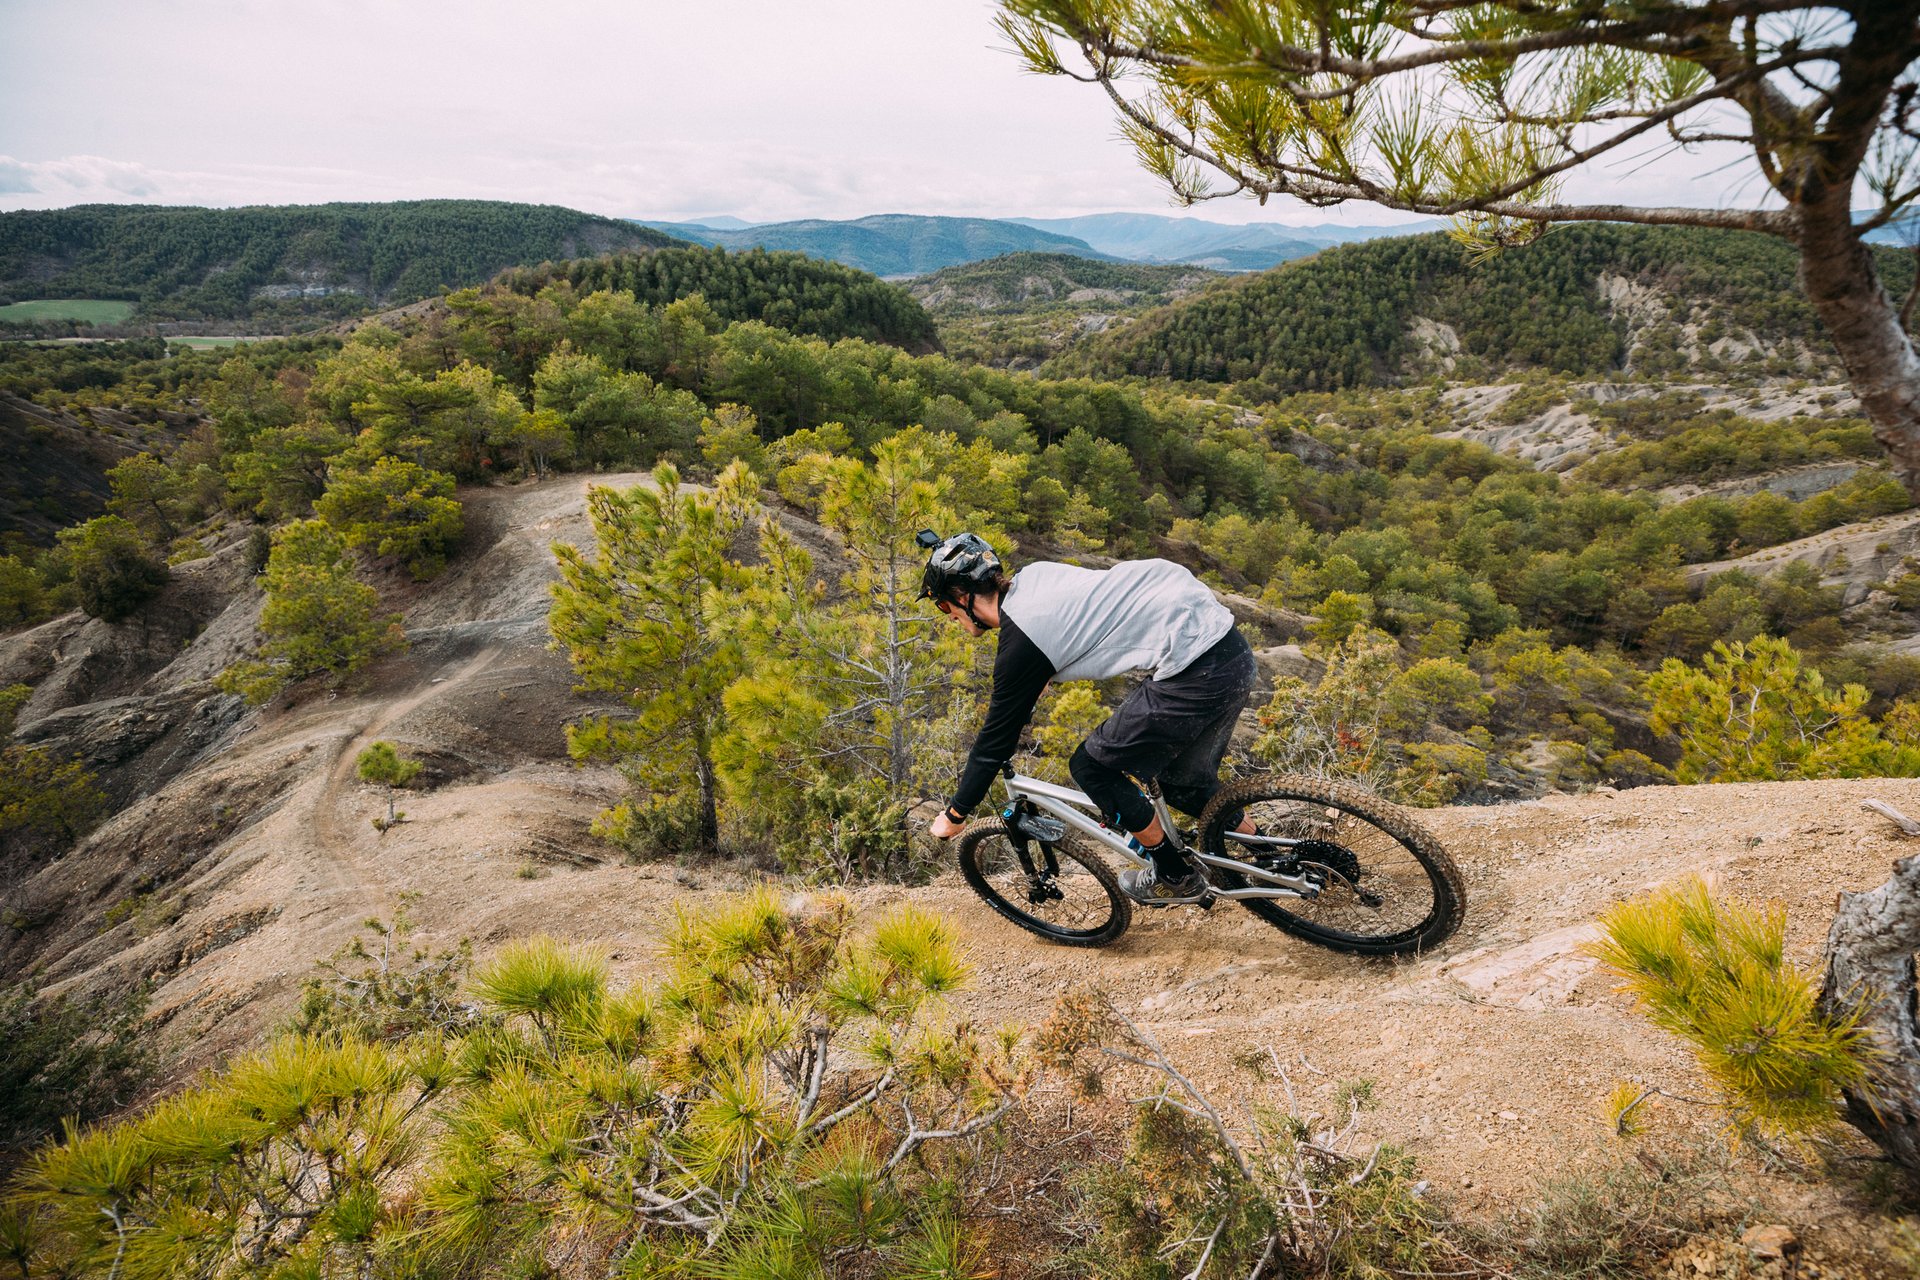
[
  {"left": 1197, "top": 774, "right": 1463, "bottom": 955},
  {"left": 955, "top": 819, "right": 1131, "bottom": 947}
]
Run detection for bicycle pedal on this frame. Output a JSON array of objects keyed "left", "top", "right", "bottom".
[{"left": 1136, "top": 890, "right": 1212, "bottom": 910}]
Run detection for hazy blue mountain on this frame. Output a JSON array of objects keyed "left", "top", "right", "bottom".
[
  {"left": 1009, "top": 213, "right": 1443, "bottom": 268},
  {"left": 630, "top": 214, "right": 1112, "bottom": 277}
]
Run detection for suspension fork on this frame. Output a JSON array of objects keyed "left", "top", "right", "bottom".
[{"left": 999, "top": 795, "right": 1062, "bottom": 880}]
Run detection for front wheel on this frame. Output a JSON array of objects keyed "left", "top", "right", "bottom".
[
  {"left": 1197, "top": 774, "right": 1464, "bottom": 955},
  {"left": 955, "top": 819, "right": 1131, "bottom": 947}
]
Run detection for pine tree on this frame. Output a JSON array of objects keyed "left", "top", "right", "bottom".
[
  {"left": 315, "top": 456, "right": 465, "bottom": 580},
  {"left": 1648, "top": 636, "right": 1920, "bottom": 782},
  {"left": 356, "top": 740, "right": 423, "bottom": 830},
  {"left": 54, "top": 516, "right": 168, "bottom": 624},
  {"left": 549, "top": 462, "right": 758, "bottom": 854},
  {"left": 723, "top": 439, "right": 975, "bottom": 875},
  {"left": 216, "top": 520, "right": 405, "bottom": 705}
]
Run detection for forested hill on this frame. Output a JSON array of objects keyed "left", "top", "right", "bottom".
[
  {"left": 1047, "top": 223, "right": 1920, "bottom": 396},
  {"left": 0, "top": 201, "right": 683, "bottom": 325},
  {"left": 906, "top": 253, "right": 1218, "bottom": 314},
  {"left": 503, "top": 246, "right": 939, "bottom": 352}
]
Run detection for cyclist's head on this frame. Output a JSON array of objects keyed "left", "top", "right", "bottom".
[{"left": 915, "top": 530, "right": 1004, "bottom": 613}]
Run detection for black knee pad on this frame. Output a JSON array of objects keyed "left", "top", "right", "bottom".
[
  {"left": 1067, "top": 741, "right": 1097, "bottom": 785},
  {"left": 1071, "top": 742, "right": 1153, "bottom": 832}
]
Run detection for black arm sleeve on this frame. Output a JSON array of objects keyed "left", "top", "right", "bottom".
[{"left": 950, "top": 618, "right": 1056, "bottom": 815}]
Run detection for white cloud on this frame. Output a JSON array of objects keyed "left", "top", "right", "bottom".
[{"left": 0, "top": 1, "right": 1789, "bottom": 226}]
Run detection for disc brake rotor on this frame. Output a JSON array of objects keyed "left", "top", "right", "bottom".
[{"left": 1284, "top": 837, "right": 1363, "bottom": 886}]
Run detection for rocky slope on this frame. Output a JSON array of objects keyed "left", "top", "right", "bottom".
[
  {"left": 1435, "top": 378, "right": 1863, "bottom": 476},
  {"left": 0, "top": 391, "right": 200, "bottom": 546}
]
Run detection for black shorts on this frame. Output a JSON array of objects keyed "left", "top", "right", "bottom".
[{"left": 1074, "top": 627, "right": 1257, "bottom": 824}]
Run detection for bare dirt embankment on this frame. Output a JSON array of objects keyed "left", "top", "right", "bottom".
[{"left": 4, "top": 471, "right": 1917, "bottom": 1269}]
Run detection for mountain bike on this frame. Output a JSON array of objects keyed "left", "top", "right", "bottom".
[{"left": 953, "top": 764, "right": 1464, "bottom": 955}]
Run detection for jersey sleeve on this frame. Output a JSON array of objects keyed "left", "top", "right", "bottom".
[{"left": 949, "top": 617, "right": 1057, "bottom": 815}]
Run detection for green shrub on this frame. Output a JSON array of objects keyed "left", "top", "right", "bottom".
[
  {"left": 1647, "top": 635, "right": 1920, "bottom": 782},
  {"left": 355, "top": 740, "right": 422, "bottom": 830},
  {"left": 0, "top": 983, "right": 151, "bottom": 1164},
  {"left": 315, "top": 456, "right": 465, "bottom": 580},
  {"left": 54, "top": 516, "right": 167, "bottom": 623},
  {"left": 288, "top": 901, "right": 474, "bottom": 1043},
  {"left": 0, "top": 744, "right": 106, "bottom": 854},
  {"left": 1587, "top": 878, "right": 1870, "bottom": 1145},
  {"left": 7, "top": 890, "right": 1014, "bottom": 1278},
  {"left": 0, "top": 556, "right": 49, "bottom": 629},
  {"left": 0, "top": 684, "right": 28, "bottom": 739},
  {"left": 216, "top": 520, "right": 405, "bottom": 705}
]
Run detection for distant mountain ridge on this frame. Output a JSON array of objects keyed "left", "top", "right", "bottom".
[
  {"left": 1008, "top": 213, "right": 1434, "bottom": 270},
  {"left": 634, "top": 214, "right": 1113, "bottom": 277},
  {"left": 637, "top": 211, "right": 1446, "bottom": 277},
  {"left": 0, "top": 200, "right": 683, "bottom": 325}
]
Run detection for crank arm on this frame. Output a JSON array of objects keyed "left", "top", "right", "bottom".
[{"left": 1191, "top": 850, "right": 1321, "bottom": 895}]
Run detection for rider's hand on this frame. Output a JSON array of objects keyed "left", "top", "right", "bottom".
[{"left": 929, "top": 809, "right": 966, "bottom": 840}]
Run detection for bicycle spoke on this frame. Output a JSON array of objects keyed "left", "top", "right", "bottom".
[
  {"left": 972, "top": 837, "right": 1114, "bottom": 930},
  {"left": 1201, "top": 774, "right": 1464, "bottom": 954},
  {"left": 1241, "top": 798, "right": 1434, "bottom": 936}
]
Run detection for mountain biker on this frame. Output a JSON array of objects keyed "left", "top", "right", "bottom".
[{"left": 919, "top": 531, "right": 1257, "bottom": 903}]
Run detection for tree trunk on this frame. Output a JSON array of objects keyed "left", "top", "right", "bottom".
[
  {"left": 1819, "top": 851, "right": 1920, "bottom": 1172},
  {"left": 1796, "top": 200, "right": 1920, "bottom": 500},
  {"left": 694, "top": 733, "right": 720, "bottom": 855},
  {"left": 1786, "top": 0, "right": 1920, "bottom": 503}
]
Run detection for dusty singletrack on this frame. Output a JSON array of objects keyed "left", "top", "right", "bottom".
[
  {"left": 308, "top": 644, "right": 505, "bottom": 907},
  {"left": 110, "top": 762, "right": 1915, "bottom": 1226}
]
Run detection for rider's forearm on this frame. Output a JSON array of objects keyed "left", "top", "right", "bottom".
[{"left": 950, "top": 619, "right": 1053, "bottom": 815}]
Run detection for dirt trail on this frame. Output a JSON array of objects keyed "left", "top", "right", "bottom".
[
  {"left": 110, "top": 765, "right": 1919, "bottom": 1223},
  {"left": 309, "top": 644, "right": 504, "bottom": 906}
]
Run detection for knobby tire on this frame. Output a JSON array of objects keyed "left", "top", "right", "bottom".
[
  {"left": 955, "top": 819, "right": 1131, "bottom": 947},
  {"left": 1196, "top": 773, "right": 1464, "bottom": 955}
]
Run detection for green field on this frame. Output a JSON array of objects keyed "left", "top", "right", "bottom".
[
  {"left": 0, "top": 298, "right": 136, "bottom": 325},
  {"left": 166, "top": 335, "right": 262, "bottom": 349}
]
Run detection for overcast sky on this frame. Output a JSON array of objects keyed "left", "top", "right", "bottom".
[{"left": 1, "top": 0, "right": 1772, "bottom": 226}]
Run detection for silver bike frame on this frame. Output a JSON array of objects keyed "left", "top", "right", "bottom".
[{"left": 1000, "top": 771, "right": 1325, "bottom": 901}]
